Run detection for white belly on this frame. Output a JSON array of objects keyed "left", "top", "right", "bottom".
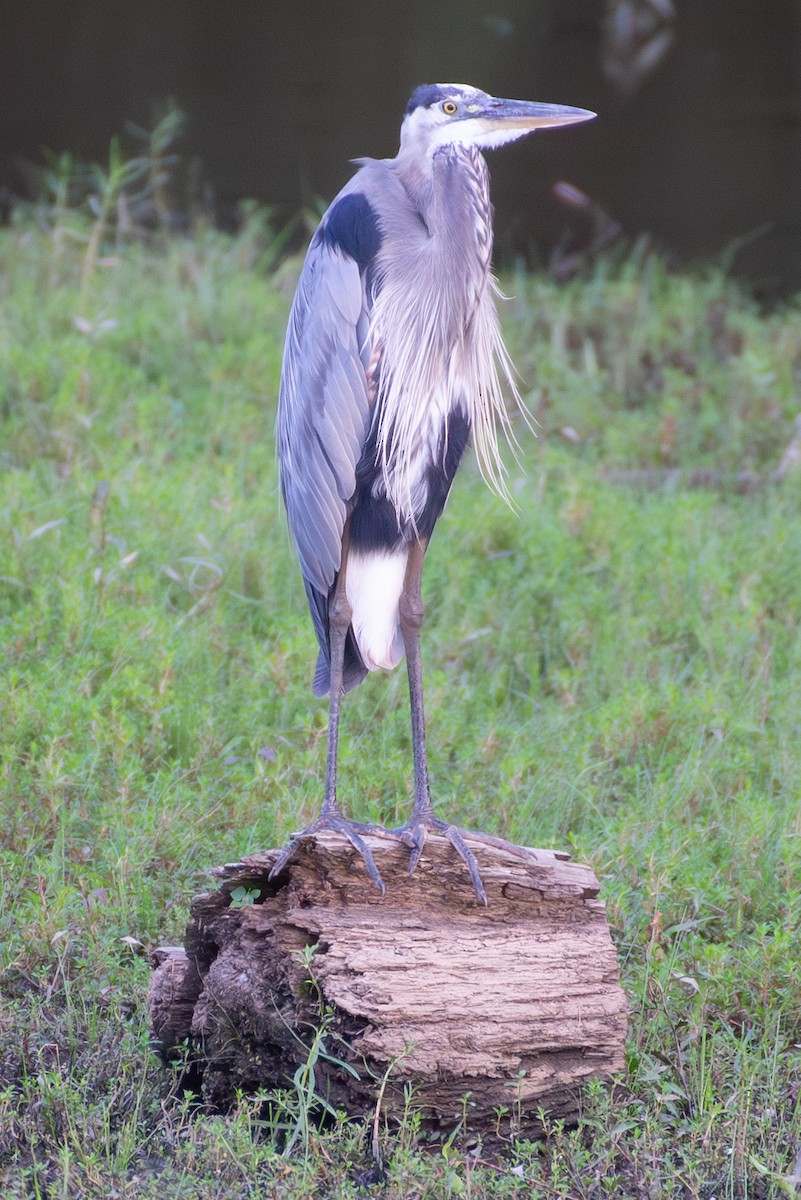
[{"left": 345, "top": 548, "right": 407, "bottom": 672}]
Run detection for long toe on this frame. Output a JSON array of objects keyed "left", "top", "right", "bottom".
[
  {"left": 333, "top": 818, "right": 386, "bottom": 895},
  {"left": 396, "top": 815, "right": 488, "bottom": 904},
  {"left": 268, "top": 840, "right": 298, "bottom": 882},
  {"left": 442, "top": 824, "right": 488, "bottom": 905},
  {"left": 269, "top": 811, "right": 388, "bottom": 895},
  {"left": 404, "top": 822, "right": 427, "bottom": 875}
]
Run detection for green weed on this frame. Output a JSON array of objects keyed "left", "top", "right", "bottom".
[{"left": 1, "top": 172, "right": 800, "bottom": 1195}]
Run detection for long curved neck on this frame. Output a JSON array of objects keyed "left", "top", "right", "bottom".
[
  {"left": 393, "top": 142, "right": 494, "bottom": 298},
  {"left": 431, "top": 144, "right": 493, "bottom": 277},
  {"left": 368, "top": 139, "right": 515, "bottom": 515}
]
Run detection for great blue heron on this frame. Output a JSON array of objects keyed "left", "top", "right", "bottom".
[{"left": 274, "top": 83, "right": 595, "bottom": 900}]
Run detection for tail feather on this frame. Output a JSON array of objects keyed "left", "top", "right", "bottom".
[
  {"left": 312, "top": 641, "right": 368, "bottom": 698},
  {"left": 304, "top": 578, "right": 368, "bottom": 698}
]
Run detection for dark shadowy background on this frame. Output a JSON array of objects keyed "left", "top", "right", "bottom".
[{"left": 1, "top": 0, "right": 799, "bottom": 292}]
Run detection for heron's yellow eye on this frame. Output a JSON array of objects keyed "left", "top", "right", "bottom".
[{"left": 442, "top": 101, "right": 458, "bottom": 115}]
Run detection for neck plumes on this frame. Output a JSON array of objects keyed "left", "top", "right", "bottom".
[
  {"left": 428, "top": 143, "right": 494, "bottom": 292},
  {"left": 369, "top": 142, "right": 523, "bottom": 521}
]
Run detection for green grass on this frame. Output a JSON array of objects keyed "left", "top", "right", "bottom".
[{"left": 2, "top": 203, "right": 801, "bottom": 1198}]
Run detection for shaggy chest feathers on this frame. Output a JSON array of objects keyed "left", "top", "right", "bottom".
[{"left": 360, "top": 143, "right": 519, "bottom": 530}]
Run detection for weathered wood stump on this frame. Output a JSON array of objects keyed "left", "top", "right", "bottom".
[{"left": 149, "top": 832, "right": 627, "bottom": 1142}]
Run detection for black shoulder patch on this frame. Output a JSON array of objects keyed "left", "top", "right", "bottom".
[
  {"left": 416, "top": 409, "right": 471, "bottom": 539},
  {"left": 405, "top": 84, "right": 447, "bottom": 116},
  {"left": 321, "top": 193, "right": 382, "bottom": 274}
]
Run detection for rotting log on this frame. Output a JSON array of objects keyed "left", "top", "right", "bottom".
[{"left": 148, "top": 831, "right": 627, "bottom": 1142}]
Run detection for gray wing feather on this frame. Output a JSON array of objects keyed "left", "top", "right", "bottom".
[{"left": 277, "top": 238, "right": 372, "bottom": 595}]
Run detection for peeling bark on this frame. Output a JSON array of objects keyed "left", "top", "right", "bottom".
[{"left": 149, "top": 831, "right": 627, "bottom": 1141}]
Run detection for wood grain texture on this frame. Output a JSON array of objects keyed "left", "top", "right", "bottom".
[{"left": 149, "top": 831, "right": 627, "bottom": 1140}]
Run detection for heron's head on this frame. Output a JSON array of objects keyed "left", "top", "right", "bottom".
[{"left": 400, "top": 83, "right": 595, "bottom": 156}]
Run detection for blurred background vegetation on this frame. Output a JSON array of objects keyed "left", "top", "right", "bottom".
[
  {"left": 1, "top": 0, "right": 800, "bottom": 294},
  {"left": 1, "top": 3, "right": 801, "bottom": 1197}
]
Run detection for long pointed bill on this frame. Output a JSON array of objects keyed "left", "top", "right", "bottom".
[{"left": 478, "top": 98, "right": 596, "bottom": 131}]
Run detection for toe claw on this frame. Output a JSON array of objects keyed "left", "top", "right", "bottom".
[
  {"left": 392, "top": 815, "right": 489, "bottom": 903},
  {"left": 268, "top": 842, "right": 297, "bottom": 882},
  {"left": 407, "top": 826, "right": 426, "bottom": 876},
  {"left": 337, "top": 824, "right": 386, "bottom": 895},
  {"left": 270, "top": 813, "right": 387, "bottom": 895},
  {"left": 443, "top": 826, "right": 488, "bottom": 905}
]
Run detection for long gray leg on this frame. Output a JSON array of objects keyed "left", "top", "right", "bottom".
[
  {"left": 320, "top": 560, "right": 351, "bottom": 816},
  {"left": 397, "top": 538, "right": 488, "bottom": 904},
  {"left": 399, "top": 538, "right": 432, "bottom": 821},
  {"left": 270, "top": 532, "right": 386, "bottom": 893}
]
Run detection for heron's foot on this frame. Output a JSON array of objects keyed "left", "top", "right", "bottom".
[
  {"left": 269, "top": 809, "right": 389, "bottom": 895},
  {"left": 393, "top": 812, "right": 491, "bottom": 905}
]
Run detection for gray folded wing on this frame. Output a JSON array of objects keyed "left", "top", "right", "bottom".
[{"left": 277, "top": 233, "right": 373, "bottom": 597}]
